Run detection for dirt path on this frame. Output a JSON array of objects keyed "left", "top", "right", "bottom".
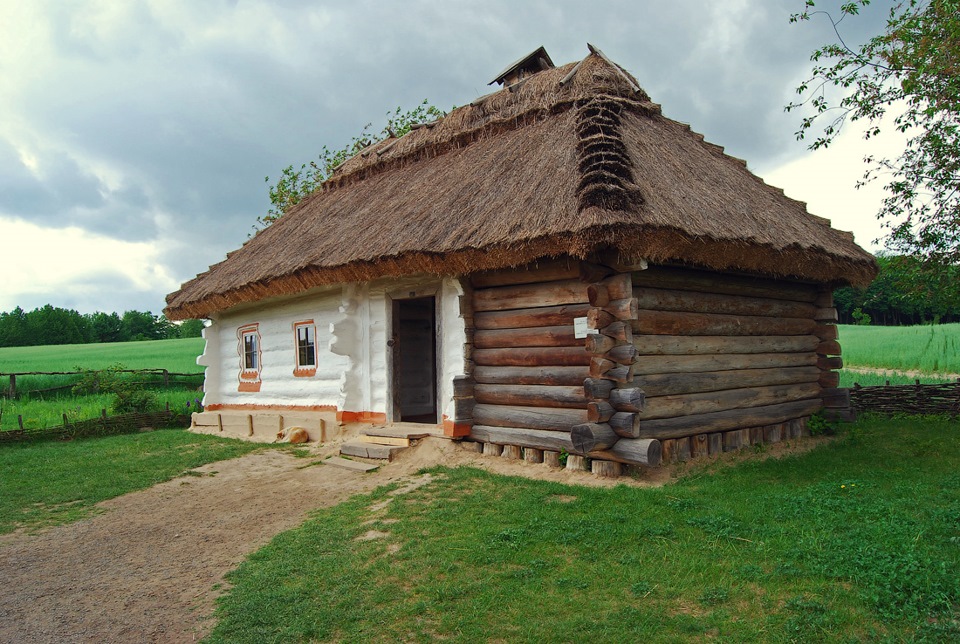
[
  {"left": 844, "top": 365, "right": 960, "bottom": 380},
  {"left": 0, "top": 434, "right": 816, "bottom": 642},
  {"left": 0, "top": 437, "right": 632, "bottom": 643}
]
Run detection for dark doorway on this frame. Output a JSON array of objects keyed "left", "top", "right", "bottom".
[{"left": 392, "top": 297, "right": 438, "bottom": 423}]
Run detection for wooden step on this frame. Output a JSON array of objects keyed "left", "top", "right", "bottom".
[
  {"left": 340, "top": 440, "right": 406, "bottom": 461},
  {"left": 360, "top": 425, "right": 439, "bottom": 440},
  {"left": 322, "top": 456, "right": 380, "bottom": 472},
  {"left": 359, "top": 434, "right": 411, "bottom": 447}
]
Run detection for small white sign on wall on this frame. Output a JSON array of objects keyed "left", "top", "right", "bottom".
[{"left": 573, "top": 317, "right": 600, "bottom": 339}]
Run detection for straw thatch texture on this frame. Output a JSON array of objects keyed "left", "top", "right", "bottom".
[{"left": 166, "top": 54, "right": 876, "bottom": 320}]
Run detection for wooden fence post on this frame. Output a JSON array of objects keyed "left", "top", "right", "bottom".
[{"left": 8, "top": 374, "right": 15, "bottom": 400}]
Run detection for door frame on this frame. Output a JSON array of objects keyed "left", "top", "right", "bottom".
[{"left": 386, "top": 285, "right": 441, "bottom": 424}]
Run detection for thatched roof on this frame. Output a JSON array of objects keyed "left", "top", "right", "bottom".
[{"left": 166, "top": 48, "right": 877, "bottom": 320}]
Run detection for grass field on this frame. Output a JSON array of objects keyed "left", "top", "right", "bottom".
[
  {"left": 0, "top": 428, "right": 267, "bottom": 534},
  {"left": 839, "top": 323, "right": 960, "bottom": 376},
  {"left": 207, "top": 416, "right": 960, "bottom": 642},
  {"left": 0, "top": 337, "right": 205, "bottom": 375},
  {"left": 0, "top": 338, "right": 206, "bottom": 430}
]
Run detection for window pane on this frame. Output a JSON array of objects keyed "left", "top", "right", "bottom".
[
  {"left": 244, "top": 334, "right": 258, "bottom": 370},
  {"left": 296, "top": 325, "right": 316, "bottom": 367}
]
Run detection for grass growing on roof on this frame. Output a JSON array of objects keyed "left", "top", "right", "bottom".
[
  {"left": 207, "top": 416, "right": 960, "bottom": 642},
  {"left": 0, "top": 428, "right": 265, "bottom": 534}
]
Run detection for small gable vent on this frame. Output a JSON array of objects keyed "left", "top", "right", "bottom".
[{"left": 489, "top": 46, "right": 555, "bottom": 87}]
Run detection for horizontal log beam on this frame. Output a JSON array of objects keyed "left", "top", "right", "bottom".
[
  {"left": 471, "top": 425, "right": 575, "bottom": 453},
  {"left": 632, "top": 334, "right": 819, "bottom": 356},
  {"left": 610, "top": 411, "right": 640, "bottom": 438},
  {"left": 633, "top": 352, "right": 817, "bottom": 376},
  {"left": 473, "top": 279, "right": 588, "bottom": 312},
  {"left": 610, "top": 387, "right": 645, "bottom": 412},
  {"left": 571, "top": 422, "right": 619, "bottom": 452},
  {"left": 632, "top": 266, "right": 818, "bottom": 303},
  {"left": 631, "top": 310, "right": 817, "bottom": 337},
  {"left": 589, "top": 437, "right": 662, "bottom": 466},
  {"left": 639, "top": 382, "right": 822, "bottom": 420},
  {"left": 817, "top": 356, "right": 844, "bottom": 370},
  {"left": 474, "top": 384, "right": 586, "bottom": 408},
  {"left": 473, "top": 404, "right": 588, "bottom": 431},
  {"left": 633, "top": 287, "right": 817, "bottom": 319},
  {"left": 587, "top": 401, "right": 615, "bottom": 422},
  {"left": 475, "top": 303, "right": 592, "bottom": 330},
  {"left": 608, "top": 344, "right": 638, "bottom": 365},
  {"left": 473, "top": 365, "right": 589, "bottom": 386},
  {"left": 474, "top": 347, "right": 591, "bottom": 367},
  {"left": 583, "top": 377, "right": 615, "bottom": 399},
  {"left": 470, "top": 258, "right": 580, "bottom": 288},
  {"left": 475, "top": 325, "right": 580, "bottom": 349},
  {"left": 637, "top": 398, "right": 823, "bottom": 439},
  {"left": 817, "top": 340, "right": 842, "bottom": 356},
  {"left": 635, "top": 366, "right": 821, "bottom": 397}
]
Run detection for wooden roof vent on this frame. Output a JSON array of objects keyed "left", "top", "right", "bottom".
[{"left": 489, "top": 46, "right": 555, "bottom": 87}]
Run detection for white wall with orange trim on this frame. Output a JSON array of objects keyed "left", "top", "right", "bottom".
[
  {"left": 199, "top": 288, "right": 347, "bottom": 408},
  {"left": 197, "top": 276, "right": 468, "bottom": 423}
]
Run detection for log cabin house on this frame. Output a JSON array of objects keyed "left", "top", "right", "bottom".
[{"left": 165, "top": 45, "right": 877, "bottom": 469}]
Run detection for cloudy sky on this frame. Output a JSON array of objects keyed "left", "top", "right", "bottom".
[{"left": 0, "top": 0, "right": 899, "bottom": 316}]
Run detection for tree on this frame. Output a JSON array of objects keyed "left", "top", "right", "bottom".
[
  {"left": 260, "top": 100, "right": 446, "bottom": 228},
  {"left": 788, "top": 0, "right": 960, "bottom": 265},
  {"left": 89, "top": 311, "right": 125, "bottom": 343},
  {"left": 121, "top": 310, "right": 162, "bottom": 341}
]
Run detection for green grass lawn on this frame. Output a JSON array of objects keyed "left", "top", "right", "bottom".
[
  {"left": 0, "top": 428, "right": 266, "bottom": 534},
  {"left": 0, "top": 337, "right": 205, "bottom": 374},
  {"left": 839, "top": 323, "right": 960, "bottom": 376},
  {"left": 207, "top": 416, "right": 960, "bottom": 642}
]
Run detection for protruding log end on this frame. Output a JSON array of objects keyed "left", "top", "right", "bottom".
[{"left": 571, "top": 422, "right": 619, "bottom": 452}]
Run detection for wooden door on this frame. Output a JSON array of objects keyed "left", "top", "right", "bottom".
[{"left": 392, "top": 297, "right": 438, "bottom": 423}]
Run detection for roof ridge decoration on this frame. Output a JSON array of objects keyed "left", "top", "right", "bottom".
[
  {"left": 323, "top": 50, "right": 655, "bottom": 195},
  {"left": 574, "top": 95, "right": 642, "bottom": 213}
]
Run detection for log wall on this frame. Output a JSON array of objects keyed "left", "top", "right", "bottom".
[
  {"left": 470, "top": 258, "right": 592, "bottom": 446},
  {"left": 630, "top": 266, "right": 840, "bottom": 438},
  {"left": 464, "top": 259, "right": 842, "bottom": 469}
]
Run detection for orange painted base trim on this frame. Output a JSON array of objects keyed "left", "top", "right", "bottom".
[
  {"left": 443, "top": 416, "right": 473, "bottom": 438},
  {"left": 206, "top": 403, "right": 337, "bottom": 412},
  {"left": 337, "top": 411, "right": 388, "bottom": 424},
  {"left": 237, "top": 381, "right": 261, "bottom": 393}
]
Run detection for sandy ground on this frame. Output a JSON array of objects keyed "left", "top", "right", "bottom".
[
  {"left": 0, "top": 433, "right": 824, "bottom": 643},
  {"left": 844, "top": 365, "right": 960, "bottom": 380}
]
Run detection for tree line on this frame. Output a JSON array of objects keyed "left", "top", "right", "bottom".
[
  {"left": 834, "top": 254, "right": 960, "bottom": 325},
  {"left": 0, "top": 306, "right": 204, "bottom": 348}
]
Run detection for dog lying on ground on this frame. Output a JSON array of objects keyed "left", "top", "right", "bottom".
[{"left": 276, "top": 426, "right": 310, "bottom": 444}]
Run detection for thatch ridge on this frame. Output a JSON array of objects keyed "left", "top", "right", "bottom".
[{"left": 166, "top": 51, "right": 876, "bottom": 320}]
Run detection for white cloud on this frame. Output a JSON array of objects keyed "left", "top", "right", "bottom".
[
  {"left": 0, "top": 217, "right": 179, "bottom": 313},
  {"left": 757, "top": 121, "right": 909, "bottom": 254}
]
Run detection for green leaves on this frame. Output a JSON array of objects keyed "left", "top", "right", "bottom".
[
  {"left": 259, "top": 100, "right": 446, "bottom": 229},
  {"left": 789, "top": 0, "right": 960, "bottom": 265}
]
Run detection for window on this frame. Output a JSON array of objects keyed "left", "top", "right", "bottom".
[
  {"left": 237, "top": 323, "right": 262, "bottom": 392},
  {"left": 293, "top": 320, "right": 317, "bottom": 377},
  {"left": 243, "top": 332, "right": 259, "bottom": 370}
]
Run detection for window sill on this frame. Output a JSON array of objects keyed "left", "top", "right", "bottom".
[
  {"left": 293, "top": 367, "right": 317, "bottom": 378},
  {"left": 238, "top": 380, "right": 261, "bottom": 392}
]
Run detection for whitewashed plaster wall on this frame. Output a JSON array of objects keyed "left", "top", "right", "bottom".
[
  {"left": 198, "top": 288, "right": 347, "bottom": 408},
  {"left": 199, "top": 275, "right": 467, "bottom": 421}
]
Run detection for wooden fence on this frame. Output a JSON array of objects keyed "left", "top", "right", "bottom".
[
  {"left": 850, "top": 380, "right": 960, "bottom": 417},
  {"left": 1, "top": 369, "right": 203, "bottom": 399},
  {"left": 0, "top": 405, "right": 190, "bottom": 443}
]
